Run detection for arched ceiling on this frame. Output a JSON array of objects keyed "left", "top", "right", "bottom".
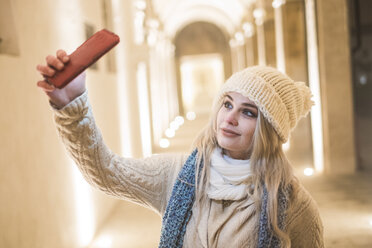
[{"left": 152, "top": 0, "right": 257, "bottom": 39}]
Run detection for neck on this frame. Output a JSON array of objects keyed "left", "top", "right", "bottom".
[{"left": 222, "top": 148, "right": 251, "bottom": 160}]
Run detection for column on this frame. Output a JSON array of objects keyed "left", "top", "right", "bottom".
[
  {"left": 112, "top": 0, "right": 143, "bottom": 157},
  {"left": 243, "top": 22, "right": 256, "bottom": 67},
  {"left": 229, "top": 39, "right": 239, "bottom": 73},
  {"left": 235, "top": 31, "right": 246, "bottom": 70},
  {"left": 254, "top": 7, "right": 266, "bottom": 66},
  {"left": 304, "top": 0, "right": 324, "bottom": 173},
  {"left": 315, "top": 0, "right": 356, "bottom": 174},
  {"left": 273, "top": 0, "right": 286, "bottom": 72}
]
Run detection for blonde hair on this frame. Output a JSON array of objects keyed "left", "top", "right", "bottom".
[{"left": 192, "top": 102, "right": 294, "bottom": 247}]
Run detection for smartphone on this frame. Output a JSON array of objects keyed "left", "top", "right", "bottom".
[{"left": 46, "top": 29, "right": 120, "bottom": 89}]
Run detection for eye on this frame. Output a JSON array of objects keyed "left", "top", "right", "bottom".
[
  {"left": 223, "top": 101, "right": 233, "bottom": 109},
  {"left": 242, "top": 109, "right": 257, "bottom": 118}
]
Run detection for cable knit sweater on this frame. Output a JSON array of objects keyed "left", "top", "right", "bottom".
[{"left": 53, "top": 91, "right": 324, "bottom": 247}]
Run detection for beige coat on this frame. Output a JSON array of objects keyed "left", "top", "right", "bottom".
[{"left": 53, "top": 91, "right": 324, "bottom": 247}]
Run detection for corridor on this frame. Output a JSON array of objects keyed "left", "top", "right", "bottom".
[{"left": 1, "top": 0, "right": 372, "bottom": 247}]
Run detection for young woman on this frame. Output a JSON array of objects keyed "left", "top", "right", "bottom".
[{"left": 37, "top": 50, "right": 324, "bottom": 247}]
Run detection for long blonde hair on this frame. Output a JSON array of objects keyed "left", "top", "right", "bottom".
[{"left": 192, "top": 103, "right": 294, "bottom": 247}]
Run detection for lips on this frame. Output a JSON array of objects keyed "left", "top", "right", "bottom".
[{"left": 220, "top": 128, "right": 241, "bottom": 136}]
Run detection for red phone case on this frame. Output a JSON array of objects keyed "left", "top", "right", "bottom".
[{"left": 46, "top": 29, "right": 120, "bottom": 89}]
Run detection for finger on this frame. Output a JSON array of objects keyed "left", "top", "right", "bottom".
[
  {"left": 37, "top": 80, "right": 56, "bottom": 92},
  {"left": 36, "top": 64, "right": 56, "bottom": 77},
  {"left": 56, "top": 49, "right": 69, "bottom": 63},
  {"left": 46, "top": 55, "right": 64, "bottom": 70}
]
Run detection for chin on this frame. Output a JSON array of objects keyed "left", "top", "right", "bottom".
[
  {"left": 217, "top": 136, "right": 252, "bottom": 159},
  {"left": 217, "top": 137, "right": 238, "bottom": 151}
]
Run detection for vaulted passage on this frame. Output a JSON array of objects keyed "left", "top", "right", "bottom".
[{"left": 1, "top": 0, "right": 371, "bottom": 247}]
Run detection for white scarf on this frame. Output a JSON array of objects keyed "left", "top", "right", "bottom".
[{"left": 207, "top": 148, "right": 252, "bottom": 201}]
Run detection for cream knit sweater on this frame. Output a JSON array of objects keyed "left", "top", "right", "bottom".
[{"left": 53, "top": 91, "right": 324, "bottom": 248}]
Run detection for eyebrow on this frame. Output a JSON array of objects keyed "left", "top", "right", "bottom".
[{"left": 226, "top": 95, "right": 258, "bottom": 110}]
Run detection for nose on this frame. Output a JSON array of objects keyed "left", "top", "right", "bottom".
[{"left": 226, "top": 110, "right": 238, "bottom": 126}]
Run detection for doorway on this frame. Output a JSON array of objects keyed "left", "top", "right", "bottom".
[{"left": 180, "top": 53, "right": 225, "bottom": 115}]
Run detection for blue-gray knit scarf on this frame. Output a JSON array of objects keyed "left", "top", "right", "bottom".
[{"left": 159, "top": 150, "right": 289, "bottom": 248}]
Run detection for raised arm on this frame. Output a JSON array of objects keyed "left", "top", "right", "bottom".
[{"left": 37, "top": 50, "right": 184, "bottom": 214}]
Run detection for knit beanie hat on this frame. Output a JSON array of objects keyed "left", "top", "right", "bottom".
[{"left": 213, "top": 66, "right": 314, "bottom": 142}]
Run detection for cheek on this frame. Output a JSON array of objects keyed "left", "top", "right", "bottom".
[
  {"left": 216, "top": 108, "right": 224, "bottom": 128},
  {"left": 242, "top": 122, "right": 256, "bottom": 142}
]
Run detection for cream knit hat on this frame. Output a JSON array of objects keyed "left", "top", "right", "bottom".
[{"left": 213, "top": 66, "right": 314, "bottom": 142}]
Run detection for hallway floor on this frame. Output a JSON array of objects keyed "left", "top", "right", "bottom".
[
  {"left": 90, "top": 171, "right": 372, "bottom": 248},
  {"left": 300, "top": 170, "right": 372, "bottom": 248},
  {"left": 90, "top": 113, "right": 372, "bottom": 248}
]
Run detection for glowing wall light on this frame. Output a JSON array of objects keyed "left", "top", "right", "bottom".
[
  {"left": 180, "top": 62, "right": 195, "bottom": 111},
  {"left": 305, "top": 0, "right": 324, "bottom": 173},
  {"left": 234, "top": 31, "right": 245, "bottom": 45},
  {"left": 112, "top": 0, "right": 133, "bottom": 157},
  {"left": 273, "top": 0, "right": 286, "bottom": 73},
  {"left": 272, "top": 0, "right": 286, "bottom": 9},
  {"left": 186, "top": 111, "right": 196, "bottom": 121},
  {"left": 304, "top": 167, "right": 314, "bottom": 176},
  {"left": 282, "top": 141, "right": 290, "bottom": 152},
  {"left": 253, "top": 8, "right": 266, "bottom": 26},
  {"left": 159, "top": 138, "right": 170, "bottom": 148},
  {"left": 253, "top": 8, "right": 266, "bottom": 65},
  {"left": 175, "top": 116, "right": 185, "bottom": 126},
  {"left": 146, "top": 19, "right": 159, "bottom": 47},
  {"left": 243, "top": 22, "right": 254, "bottom": 38},
  {"left": 136, "top": 62, "right": 152, "bottom": 157},
  {"left": 54, "top": 2, "right": 96, "bottom": 246},
  {"left": 91, "top": 234, "right": 113, "bottom": 248},
  {"left": 169, "top": 121, "right": 179, "bottom": 131},
  {"left": 165, "top": 128, "right": 175, "bottom": 138},
  {"left": 133, "top": 0, "right": 146, "bottom": 45},
  {"left": 134, "top": 0, "right": 146, "bottom": 10},
  {"left": 71, "top": 161, "right": 95, "bottom": 247}
]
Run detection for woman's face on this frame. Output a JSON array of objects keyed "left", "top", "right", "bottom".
[{"left": 216, "top": 92, "right": 258, "bottom": 160}]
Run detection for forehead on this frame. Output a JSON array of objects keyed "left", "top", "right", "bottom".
[{"left": 224, "top": 92, "right": 256, "bottom": 106}]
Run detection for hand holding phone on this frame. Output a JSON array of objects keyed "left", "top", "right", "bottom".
[
  {"left": 36, "top": 29, "right": 120, "bottom": 108},
  {"left": 46, "top": 29, "right": 120, "bottom": 89}
]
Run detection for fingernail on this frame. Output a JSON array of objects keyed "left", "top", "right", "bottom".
[
  {"left": 58, "top": 62, "right": 64, "bottom": 68},
  {"left": 63, "top": 56, "right": 69, "bottom": 62}
]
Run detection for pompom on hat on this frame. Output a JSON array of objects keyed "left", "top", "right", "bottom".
[{"left": 213, "top": 66, "right": 314, "bottom": 142}]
